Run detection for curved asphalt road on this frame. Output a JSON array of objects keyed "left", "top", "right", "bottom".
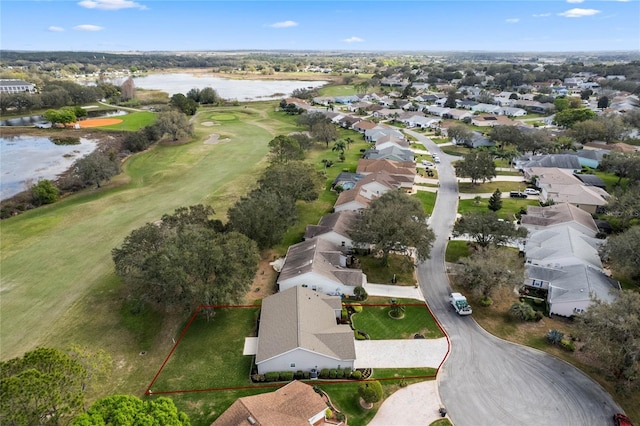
[{"left": 406, "top": 129, "right": 622, "bottom": 426}]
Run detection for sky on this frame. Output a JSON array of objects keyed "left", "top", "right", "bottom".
[{"left": 1, "top": 0, "right": 639, "bottom": 52}]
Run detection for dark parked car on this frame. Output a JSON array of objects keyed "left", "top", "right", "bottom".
[
  {"left": 509, "top": 191, "right": 528, "bottom": 198},
  {"left": 613, "top": 413, "right": 633, "bottom": 426}
]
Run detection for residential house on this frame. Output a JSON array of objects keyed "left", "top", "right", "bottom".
[
  {"left": 333, "top": 189, "right": 372, "bottom": 212},
  {"left": 0, "top": 79, "right": 37, "bottom": 94},
  {"left": 212, "top": 380, "right": 334, "bottom": 426},
  {"left": 425, "top": 106, "right": 451, "bottom": 117},
  {"left": 402, "top": 115, "right": 440, "bottom": 129},
  {"left": 348, "top": 101, "right": 373, "bottom": 113},
  {"left": 516, "top": 155, "right": 582, "bottom": 172},
  {"left": 312, "top": 96, "right": 334, "bottom": 106},
  {"left": 456, "top": 100, "right": 478, "bottom": 110},
  {"left": 255, "top": 287, "right": 356, "bottom": 374},
  {"left": 574, "top": 149, "right": 607, "bottom": 168},
  {"left": 363, "top": 145, "right": 414, "bottom": 162},
  {"left": 276, "top": 239, "right": 366, "bottom": 296},
  {"left": 514, "top": 100, "right": 553, "bottom": 114},
  {"left": 444, "top": 109, "right": 473, "bottom": 121},
  {"left": 453, "top": 131, "right": 495, "bottom": 148},
  {"left": 499, "top": 107, "right": 527, "bottom": 117},
  {"left": 372, "top": 108, "right": 398, "bottom": 120},
  {"left": 331, "top": 172, "right": 364, "bottom": 191},
  {"left": 357, "top": 158, "right": 416, "bottom": 181},
  {"left": 471, "top": 115, "right": 518, "bottom": 127},
  {"left": 352, "top": 120, "right": 377, "bottom": 134},
  {"left": 334, "top": 95, "right": 360, "bottom": 104},
  {"left": 374, "top": 135, "right": 410, "bottom": 151},
  {"left": 472, "top": 103, "right": 501, "bottom": 114},
  {"left": 521, "top": 203, "right": 599, "bottom": 238},
  {"left": 304, "top": 211, "right": 359, "bottom": 250},
  {"left": 364, "top": 126, "right": 404, "bottom": 143},
  {"left": 337, "top": 115, "right": 361, "bottom": 129}
]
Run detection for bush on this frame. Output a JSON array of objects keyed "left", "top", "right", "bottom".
[
  {"left": 265, "top": 372, "right": 280, "bottom": 382},
  {"left": 341, "top": 308, "right": 348, "bottom": 320},
  {"left": 251, "top": 374, "right": 265, "bottom": 382},
  {"left": 358, "top": 380, "right": 383, "bottom": 404},
  {"left": 534, "top": 311, "right": 543, "bottom": 322},
  {"left": 343, "top": 367, "right": 352, "bottom": 378},
  {"left": 509, "top": 302, "right": 536, "bottom": 321},
  {"left": 351, "top": 370, "right": 362, "bottom": 380},
  {"left": 294, "top": 370, "right": 304, "bottom": 379},
  {"left": 352, "top": 303, "right": 363, "bottom": 313},
  {"left": 480, "top": 297, "right": 493, "bottom": 307},
  {"left": 303, "top": 371, "right": 310, "bottom": 380},
  {"left": 560, "top": 339, "right": 575, "bottom": 352},
  {"left": 319, "top": 368, "right": 330, "bottom": 379},
  {"left": 354, "top": 286, "right": 368, "bottom": 301},
  {"left": 280, "top": 371, "right": 294, "bottom": 381},
  {"left": 329, "top": 369, "right": 337, "bottom": 379},
  {"left": 354, "top": 330, "right": 367, "bottom": 340},
  {"left": 546, "top": 329, "right": 565, "bottom": 345},
  {"left": 336, "top": 369, "right": 344, "bottom": 378}
]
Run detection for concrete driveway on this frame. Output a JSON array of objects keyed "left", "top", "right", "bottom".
[
  {"left": 354, "top": 338, "right": 448, "bottom": 369},
  {"left": 369, "top": 381, "right": 443, "bottom": 426}
]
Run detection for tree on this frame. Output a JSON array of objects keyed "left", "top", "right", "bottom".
[
  {"left": 43, "top": 107, "right": 77, "bottom": 125},
  {"left": 350, "top": 190, "right": 435, "bottom": 265},
  {"left": 258, "top": 161, "right": 324, "bottom": 202},
  {"left": 488, "top": 189, "right": 502, "bottom": 212},
  {"left": 456, "top": 246, "right": 524, "bottom": 305},
  {"left": 226, "top": 189, "right": 298, "bottom": 250},
  {"left": 444, "top": 88, "right": 458, "bottom": 108},
  {"left": 448, "top": 124, "right": 473, "bottom": 147},
  {"left": 169, "top": 93, "right": 198, "bottom": 115},
  {"left": 311, "top": 120, "right": 339, "bottom": 148},
  {"left": 112, "top": 205, "right": 259, "bottom": 315},
  {"left": 597, "top": 95, "right": 610, "bottom": 109},
  {"left": 553, "top": 97, "right": 571, "bottom": 112},
  {"left": 199, "top": 87, "right": 220, "bottom": 104},
  {"left": 154, "top": 110, "right": 194, "bottom": 141},
  {"left": 296, "top": 111, "right": 329, "bottom": 132},
  {"left": 1, "top": 347, "right": 87, "bottom": 425},
  {"left": 268, "top": 135, "right": 304, "bottom": 163},
  {"left": 120, "top": 76, "right": 135, "bottom": 101},
  {"left": 453, "top": 211, "right": 528, "bottom": 248},
  {"left": 31, "top": 179, "right": 59, "bottom": 205},
  {"left": 600, "top": 226, "right": 640, "bottom": 279},
  {"left": 553, "top": 108, "right": 596, "bottom": 128},
  {"left": 569, "top": 120, "right": 606, "bottom": 144},
  {"left": 72, "top": 150, "right": 121, "bottom": 188},
  {"left": 604, "top": 183, "right": 640, "bottom": 231},
  {"left": 358, "top": 380, "right": 383, "bottom": 404},
  {"left": 73, "top": 395, "right": 190, "bottom": 425},
  {"left": 575, "top": 290, "right": 640, "bottom": 392},
  {"left": 124, "top": 130, "right": 153, "bottom": 152},
  {"left": 600, "top": 152, "right": 640, "bottom": 184},
  {"left": 454, "top": 151, "right": 496, "bottom": 184}
]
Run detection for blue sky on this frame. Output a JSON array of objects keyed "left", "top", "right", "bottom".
[{"left": 2, "top": 0, "right": 639, "bottom": 52}]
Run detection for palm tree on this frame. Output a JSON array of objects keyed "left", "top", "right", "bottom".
[
  {"left": 332, "top": 140, "right": 346, "bottom": 155},
  {"left": 345, "top": 137, "right": 354, "bottom": 151}
]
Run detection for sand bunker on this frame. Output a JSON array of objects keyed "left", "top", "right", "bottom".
[
  {"left": 204, "top": 134, "right": 231, "bottom": 145},
  {"left": 77, "top": 118, "right": 124, "bottom": 128},
  {"left": 201, "top": 121, "right": 220, "bottom": 127}
]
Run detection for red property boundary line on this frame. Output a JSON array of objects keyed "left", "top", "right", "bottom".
[{"left": 144, "top": 302, "right": 446, "bottom": 396}]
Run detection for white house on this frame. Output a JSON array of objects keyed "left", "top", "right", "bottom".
[
  {"left": 255, "top": 286, "right": 356, "bottom": 374},
  {"left": 277, "top": 239, "right": 366, "bottom": 296},
  {"left": 521, "top": 203, "right": 599, "bottom": 238},
  {"left": 304, "top": 210, "right": 359, "bottom": 250}
]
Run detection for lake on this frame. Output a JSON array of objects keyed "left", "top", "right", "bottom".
[
  {"left": 0, "top": 136, "right": 98, "bottom": 200},
  {"left": 103, "top": 73, "right": 328, "bottom": 100}
]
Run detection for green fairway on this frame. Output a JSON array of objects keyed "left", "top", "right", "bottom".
[{"left": 0, "top": 102, "right": 289, "bottom": 362}]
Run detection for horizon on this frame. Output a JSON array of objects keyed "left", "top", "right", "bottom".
[{"left": 1, "top": 0, "right": 639, "bottom": 53}]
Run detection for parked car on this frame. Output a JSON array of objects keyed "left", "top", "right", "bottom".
[
  {"left": 524, "top": 188, "right": 540, "bottom": 195},
  {"left": 509, "top": 191, "right": 528, "bottom": 198},
  {"left": 421, "top": 160, "right": 434, "bottom": 167},
  {"left": 613, "top": 413, "right": 634, "bottom": 426}
]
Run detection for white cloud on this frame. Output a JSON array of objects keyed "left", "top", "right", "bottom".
[
  {"left": 48, "top": 26, "right": 64, "bottom": 32},
  {"left": 73, "top": 24, "right": 105, "bottom": 31},
  {"left": 78, "top": 0, "right": 147, "bottom": 11},
  {"left": 505, "top": 18, "right": 520, "bottom": 23},
  {"left": 567, "top": 0, "right": 585, "bottom": 3},
  {"left": 268, "top": 20, "right": 298, "bottom": 28},
  {"left": 533, "top": 13, "right": 552, "bottom": 17},
  {"left": 343, "top": 36, "right": 364, "bottom": 43},
  {"left": 558, "top": 8, "right": 601, "bottom": 17}
]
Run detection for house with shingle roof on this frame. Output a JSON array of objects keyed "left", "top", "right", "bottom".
[
  {"left": 333, "top": 188, "right": 372, "bottom": 212},
  {"left": 211, "top": 380, "right": 332, "bottom": 426},
  {"left": 374, "top": 135, "right": 410, "bottom": 150},
  {"left": 304, "top": 211, "right": 359, "bottom": 250},
  {"left": 516, "top": 155, "right": 582, "bottom": 172},
  {"left": 276, "top": 240, "right": 366, "bottom": 297},
  {"left": 363, "top": 145, "right": 414, "bottom": 162},
  {"left": 357, "top": 159, "right": 415, "bottom": 178},
  {"left": 352, "top": 120, "right": 377, "bottom": 133},
  {"left": 521, "top": 203, "right": 599, "bottom": 238}
]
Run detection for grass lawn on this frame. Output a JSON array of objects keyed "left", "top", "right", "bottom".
[
  {"left": 413, "top": 191, "right": 437, "bottom": 216},
  {"left": 458, "top": 181, "right": 526, "bottom": 194},
  {"left": 445, "top": 241, "right": 471, "bottom": 263},
  {"left": 99, "top": 111, "right": 156, "bottom": 131},
  {"left": 351, "top": 305, "right": 443, "bottom": 339},
  {"left": 151, "top": 307, "right": 260, "bottom": 392},
  {"left": 357, "top": 253, "right": 416, "bottom": 286},
  {"left": 318, "top": 84, "right": 358, "bottom": 97},
  {"left": 430, "top": 137, "right": 451, "bottom": 145},
  {"left": 458, "top": 198, "right": 538, "bottom": 220},
  {"left": 440, "top": 146, "right": 469, "bottom": 157}
]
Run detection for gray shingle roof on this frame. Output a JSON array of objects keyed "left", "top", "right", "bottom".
[
  {"left": 256, "top": 287, "right": 356, "bottom": 364},
  {"left": 522, "top": 203, "right": 598, "bottom": 235}
]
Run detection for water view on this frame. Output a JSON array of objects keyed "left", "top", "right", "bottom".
[
  {"left": 104, "top": 73, "right": 328, "bottom": 100},
  {"left": 0, "top": 136, "right": 98, "bottom": 200}
]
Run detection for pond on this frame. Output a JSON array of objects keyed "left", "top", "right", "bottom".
[
  {"left": 0, "top": 135, "right": 98, "bottom": 200},
  {"left": 100, "top": 73, "right": 328, "bottom": 100}
]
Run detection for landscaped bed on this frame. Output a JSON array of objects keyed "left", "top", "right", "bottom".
[{"left": 351, "top": 303, "right": 443, "bottom": 340}]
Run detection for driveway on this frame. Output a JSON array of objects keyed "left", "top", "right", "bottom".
[
  {"left": 368, "top": 381, "right": 443, "bottom": 426},
  {"left": 354, "top": 339, "right": 448, "bottom": 369},
  {"left": 405, "top": 129, "right": 622, "bottom": 426}
]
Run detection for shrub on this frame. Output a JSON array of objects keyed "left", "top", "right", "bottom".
[
  {"left": 280, "top": 371, "right": 294, "bottom": 381},
  {"left": 341, "top": 308, "right": 348, "bottom": 320},
  {"left": 329, "top": 369, "right": 337, "bottom": 379},
  {"left": 351, "top": 370, "right": 362, "bottom": 380},
  {"left": 354, "top": 330, "right": 367, "bottom": 340},
  {"left": 480, "top": 297, "right": 493, "bottom": 307},
  {"left": 336, "top": 369, "right": 344, "bottom": 378},
  {"left": 294, "top": 370, "right": 304, "bottom": 379},
  {"left": 509, "top": 302, "right": 536, "bottom": 321},
  {"left": 303, "top": 371, "right": 310, "bottom": 380},
  {"left": 352, "top": 303, "right": 363, "bottom": 313},
  {"left": 560, "top": 339, "right": 575, "bottom": 352},
  {"left": 343, "top": 367, "right": 352, "bottom": 378},
  {"left": 319, "top": 368, "right": 330, "bottom": 379},
  {"left": 546, "top": 329, "right": 565, "bottom": 345},
  {"left": 354, "top": 286, "right": 368, "bottom": 301},
  {"left": 251, "top": 374, "right": 264, "bottom": 382},
  {"left": 534, "top": 311, "right": 544, "bottom": 322},
  {"left": 358, "top": 380, "right": 383, "bottom": 404},
  {"left": 265, "top": 372, "right": 280, "bottom": 382}
]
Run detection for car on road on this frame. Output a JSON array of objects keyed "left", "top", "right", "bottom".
[
  {"left": 524, "top": 188, "right": 540, "bottom": 195},
  {"left": 509, "top": 191, "right": 528, "bottom": 198},
  {"left": 433, "top": 156, "right": 441, "bottom": 163},
  {"left": 613, "top": 413, "right": 634, "bottom": 426}
]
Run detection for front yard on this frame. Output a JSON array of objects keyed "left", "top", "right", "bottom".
[{"left": 351, "top": 303, "right": 443, "bottom": 340}]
